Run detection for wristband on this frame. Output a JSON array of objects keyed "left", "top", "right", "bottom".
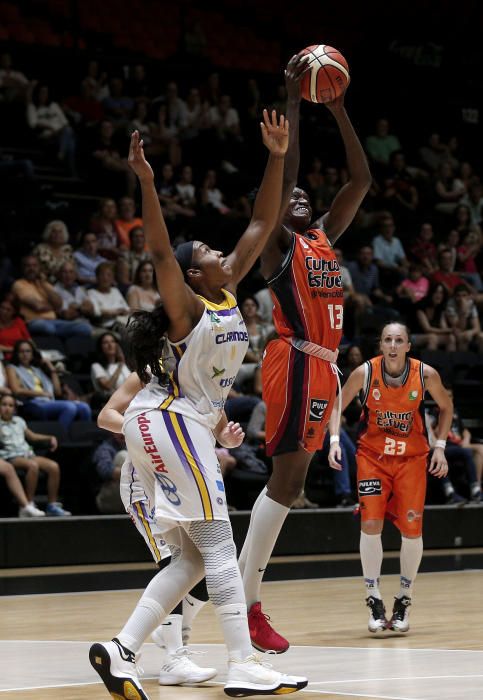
[
  {"left": 330, "top": 435, "right": 340, "bottom": 444},
  {"left": 435, "top": 439, "right": 446, "bottom": 450}
]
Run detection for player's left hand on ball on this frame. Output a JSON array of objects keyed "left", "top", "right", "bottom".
[
  {"left": 260, "top": 109, "right": 289, "bottom": 157},
  {"left": 324, "top": 87, "right": 349, "bottom": 112},
  {"left": 285, "top": 53, "right": 311, "bottom": 98},
  {"left": 219, "top": 421, "right": 245, "bottom": 448},
  {"left": 328, "top": 443, "right": 342, "bottom": 471},
  {"left": 428, "top": 447, "right": 448, "bottom": 478}
]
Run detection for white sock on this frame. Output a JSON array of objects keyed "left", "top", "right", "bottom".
[
  {"left": 398, "top": 536, "right": 423, "bottom": 599},
  {"left": 241, "top": 493, "right": 290, "bottom": 608},
  {"left": 360, "top": 532, "right": 383, "bottom": 599},
  {"left": 118, "top": 597, "right": 166, "bottom": 653},
  {"left": 182, "top": 594, "right": 207, "bottom": 645},
  {"left": 159, "top": 613, "right": 183, "bottom": 655},
  {"left": 215, "top": 603, "right": 252, "bottom": 662},
  {"left": 238, "top": 487, "right": 267, "bottom": 577}
]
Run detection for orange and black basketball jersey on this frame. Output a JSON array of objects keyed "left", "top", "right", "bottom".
[
  {"left": 267, "top": 228, "right": 343, "bottom": 352},
  {"left": 357, "top": 356, "right": 429, "bottom": 458}
]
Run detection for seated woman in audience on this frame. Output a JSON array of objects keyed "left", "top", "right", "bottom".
[
  {"left": 73, "top": 232, "right": 107, "bottom": 286},
  {"left": 116, "top": 226, "right": 151, "bottom": 287},
  {"left": 396, "top": 264, "right": 430, "bottom": 303},
  {"left": 126, "top": 261, "right": 160, "bottom": 311},
  {"left": 6, "top": 340, "right": 91, "bottom": 428},
  {"left": 32, "top": 220, "right": 74, "bottom": 283},
  {"left": 0, "top": 296, "right": 31, "bottom": 361},
  {"left": 0, "top": 394, "right": 70, "bottom": 516},
  {"left": 236, "top": 296, "right": 273, "bottom": 390},
  {"left": 90, "top": 332, "right": 130, "bottom": 401},
  {"left": 445, "top": 284, "right": 483, "bottom": 353},
  {"left": 87, "top": 262, "right": 130, "bottom": 331},
  {"left": 90, "top": 198, "right": 123, "bottom": 260},
  {"left": 457, "top": 229, "right": 483, "bottom": 291},
  {"left": 413, "top": 282, "right": 456, "bottom": 350}
]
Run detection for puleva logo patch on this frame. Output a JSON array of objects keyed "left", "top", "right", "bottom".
[
  {"left": 358, "top": 479, "right": 382, "bottom": 496},
  {"left": 309, "top": 398, "right": 328, "bottom": 422},
  {"left": 409, "top": 390, "right": 418, "bottom": 401}
]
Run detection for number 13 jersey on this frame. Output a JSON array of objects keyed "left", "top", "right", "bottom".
[
  {"left": 268, "top": 228, "right": 344, "bottom": 351},
  {"left": 357, "top": 356, "right": 429, "bottom": 458}
]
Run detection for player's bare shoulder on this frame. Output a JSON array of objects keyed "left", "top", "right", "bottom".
[{"left": 260, "top": 223, "right": 293, "bottom": 280}]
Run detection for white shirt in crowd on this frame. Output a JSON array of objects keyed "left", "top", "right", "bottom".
[
  {"left": 91, "top": 362, "right": 131, "bottom": 395},
  {"left": 87, "top": 287, "right": 130, "bottom": 327}
]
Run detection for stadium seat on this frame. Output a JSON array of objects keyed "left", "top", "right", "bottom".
[
  {"left": 31, "top": 335, "right": 66, "bottom": 356},
  {"left": 69, "top": 421, "right": 106, "bottom": 445}
]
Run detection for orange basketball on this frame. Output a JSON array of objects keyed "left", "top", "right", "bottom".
[{"left": 299, "top": 44, "right": 350, "bottom": 103}]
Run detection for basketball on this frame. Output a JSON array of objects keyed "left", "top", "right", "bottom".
[{"left": 299, "top": 44, "right": 350, "bottom": 103}]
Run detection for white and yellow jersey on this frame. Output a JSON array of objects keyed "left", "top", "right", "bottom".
[{"left": 124, "top": 289, "right": 249, "bottom": 430}]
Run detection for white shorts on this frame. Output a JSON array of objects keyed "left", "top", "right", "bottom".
[
  {"left": 123, "top": 409, "right": 228, "bottom": 533},
  {"left": 120, "top": 460, "right": 170, "bottom": 562}
]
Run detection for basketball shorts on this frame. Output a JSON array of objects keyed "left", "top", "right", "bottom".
[
  {"left": 124, "top": 409, "right": 229, "bottom": 533},
  {"left": 356, "top": 447, "right": 428, "bottom": 537},
  {"left": 120, "top": 460, "right": 170, "bottom": 563},
  {"left": 262, "top": 338, "right": 337, "bottom": 457}
]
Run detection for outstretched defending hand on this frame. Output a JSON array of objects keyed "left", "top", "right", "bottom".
[
  {"left": 428, "top": 446, "right": 448, "bottom": 478},
  {"left": 285, "top": 53, "right": 310, "bottom": 102},
  {"left": 328, "top": 442, "right": 343, "bottom": 471},
  {"left": 260, "top": 109, "right": 289, "bottom": 157},
  {"left": 217, "top": 421, "right": 245, "bottom": 449},
  {"left": 128, "top": 130, "right": 154, "bottom": 183}
]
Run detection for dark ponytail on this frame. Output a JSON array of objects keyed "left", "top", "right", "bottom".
[{"left": 124, "top": 305, "right": 170, "bottom": 385}]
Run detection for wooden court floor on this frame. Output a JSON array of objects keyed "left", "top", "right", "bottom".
[{"left": 1, "top": 571, "right": 482, "bottom": 699}]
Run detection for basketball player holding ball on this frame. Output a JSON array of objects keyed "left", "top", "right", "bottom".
[
  {"left": 239, "top": 47, "right": 373, "bottom": 653},
  {"left": 328, "top": 323, "right": 452, "bottom": 633}
]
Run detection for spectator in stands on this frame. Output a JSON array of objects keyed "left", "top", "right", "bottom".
[
  {"left": 82, "top": 59, "right": 109, "bottom": 101},
  {"left": 63, "top": 79, "right": 104, "bottom": 128},
  {"left": 182, "top": 87, "right": 209, "bottom": 151},
  {"left": 115, "top": 196, "right": 143, "bottom": 249},
  {"left": 117, "top": 226, "right": 151, "bottom": 287},
  {"left": 54, "top": 261, "right": 95, "bottom": 331},
  {"left": 12, "top": 256, "right": 92, "bottom": 338},
  {"left": 372, "top": 214, "right": 409, "bottom": 286},
  {"left": 175, "top": 165, "right": 197, "bottom": 215},
  {"left": 157, "top": 162, "right": 180, "bottom": 219},
  {"left": 90, "top": 198, "right": 123, "bottom": 259},
  {"left": 431, "top": 248, "right": 474, "bottom": 295},
  {"left": 163, "top": 81, "right": 188, "bottom": 136},
  {"left": 457, "top": 229, "right": 483, "bottom": 290},
  {"left": 438, "top": 229, "right": 460, "bottom": 270},
  {"left": 207, "top": 94, "right": 242, "bottom": 171},
  {"left": 90, "top": 332, "right": 130, "bottom": 401},
  {"left": 33, "top": 220, "right": 74, "bottom": 283},
  {"left": 347, "top": 245, "right": 393, "bottom": 306},
  {"left": 93, "top": 432, "right": 126, "bottom": 514},
  {"left": 396, "top": 264, "right": 429, "bottom": 304},
  {"left": 444, "top": 285, "right": 483, "bottom": 352},
  {"left": 128, "top": 101, "right": 152, "bottom": 146},
  {"left": 126, "top": 64, "right": 149, "bottom": 101},
  {"left": 0, "top": 451, "right": 43, "bottom": 517},
  {"left": 0, "top": 358, "right": 12, "bottom": 397},
  {"left": 126, "top": 261, "right": 160, "bottom": 311},
  {"left": 102, "top": 77, "right": 134, "bottom": 127},
  {"left": 413, "top": 282, "right": 456, "bottom": 350},
  {"left": 236, "top": 296, "right": 273, "bottom": 389},
  {"left": 73, "top": 232, "right": 107, "bottom": 285},
  {"left": 26, "top": 83, "right": 77, "bottom": 176},
  {"left": 459, "top": 161, "right": 477, "bottom": 192},
  {"left": 316, "top": 166, "right": 342, "bottom": 214},
  {"left": 445, "top": 388, "right": 483, "bottom": 494},
  {"left": 365, "top": 118, "right": 401, "bottom": 168},
  {"left": 0, "top": 52, "right": 30, "bottom": 102},
  {"left": 304, "top": 156, "right": 324, "bottom": 205},
  {"left": 426, "top": 402, "right": 481, "bottom": 503},
  {"left": 147, "top": 105, "right": 181, "bottom": 166},
  {"left": 87, "top": 262, "right": 130, "bottom": 331},
  {"left": 450, "top": 203, "right": 474, "bottom": 242},
  {"left": 6, "top": 340, "right": 91, "bottom": 428},
  {"left": 462, "top": 182, "right": 483, "bottom": 226},
  {"left": 434, "top": 162, "right": 466, "bottom": 215},
  {"left": 0, "top": 296, "right": 31, "bottom": 361},
  {"left": 419, "top": 132, "right": 457, "bottom": 173},
  {"left": 201, "top": 169, "right": 230, "bottom": 214},
  {"left": 0, "top": 394, "right": 71, "bottom": 516},
  {"left": 382, "top": 151, "right": 419, "bottom": 224},
  {"left": 90, "top": 119, "right": 136, "bottom": 197},
  {"left": 410, "top": 222, "right": 438, "bottom": 275}
]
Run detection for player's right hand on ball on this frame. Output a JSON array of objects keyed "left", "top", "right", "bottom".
[
  {"left": 328, "top": 443, "right": 342, "bottom": 471},
  {"left": 128, "top": 130, "right": 154, "bottom": 182},
  {"left": 285, "top": 53, "right": 310, "bottom": 100}
]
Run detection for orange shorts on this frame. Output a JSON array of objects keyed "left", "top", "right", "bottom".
[
  {"left": 357, "top": 447, "right": 428, "bottom": 537},
  {"left": 262, "top": 339, "right": 337, "bottom": 457}
]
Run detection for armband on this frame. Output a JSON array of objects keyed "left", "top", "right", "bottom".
[{"left": 435, "top": 439, "right": 446, "bottom": 450}]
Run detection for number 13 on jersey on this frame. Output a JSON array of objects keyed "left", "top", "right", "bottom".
[{"left": 328, "top": 304, "right": 343, "bottom": 329}]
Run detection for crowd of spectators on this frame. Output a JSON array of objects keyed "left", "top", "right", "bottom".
[{"left": 1, "top": 45, "right": 482, "bottom": 516}]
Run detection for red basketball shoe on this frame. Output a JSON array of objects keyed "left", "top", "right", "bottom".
[{"left": 248, "top": 602, "right": 290, "bottom": 654}]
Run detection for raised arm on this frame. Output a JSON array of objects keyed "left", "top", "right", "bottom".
[
  {"left": 224, "top": 110, "right": 289, "bottom": 286},
  {"left": 424, "top": 364, "right": 452, "bottom": 478},
  {"left": 328, "top": 365, "right": 365, "bottom": 469},
  {"left": 128, "top": 132, "right": 202, "bottom": 336},
  {"left": 97, "top": 372, "right": 143, "bottom": 433},
  {"left": 315, "top": 93, "right": 372, "bottom": 244}
]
